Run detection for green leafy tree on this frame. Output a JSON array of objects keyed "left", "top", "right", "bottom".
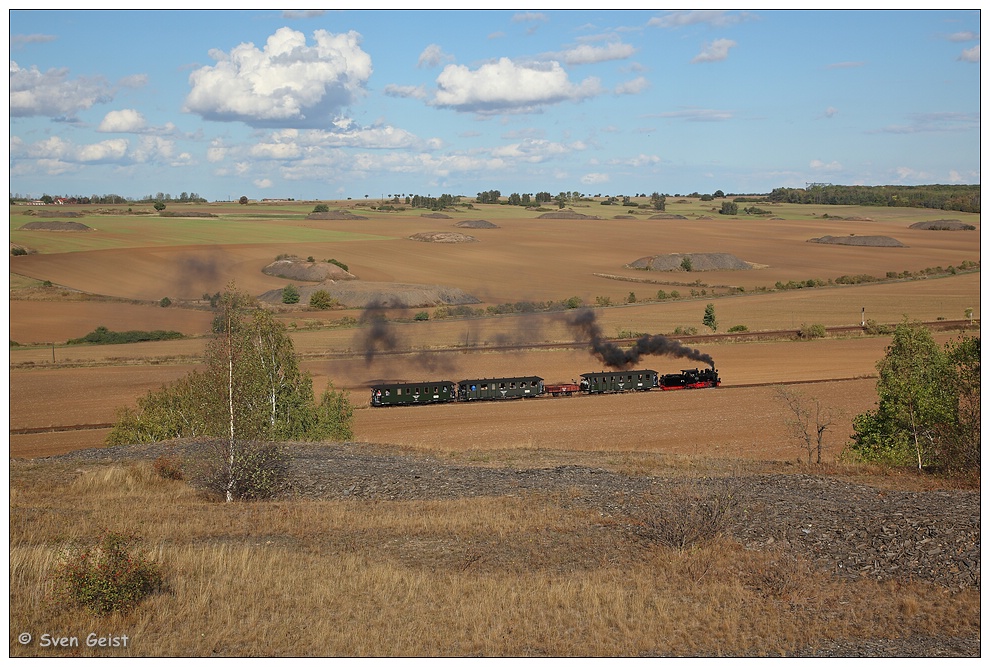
[
  {"left": 154, "top": 201, "right": 166, "bottom": 212},
  {"left": 849, "top": 321, "right": 960, "bottom": 470},
  {"left": 650, "top": 191, "right": 666, "bottom": 211},
  {"left": 313, "top": 203, "right": 329, "bottom": 213},
  {"left": 106, "top": 285, "right": 355, "bottom": 500},
  {"left": 309, "top": 290, "right": 338, "bottom": 310},
  {"left": 703, "top": 303, "right": 717, "bottom": 332},
  {"left": 719, "top": 201, "right": 738, "bottom": 215},
  {"left": 282, "top": 284, "right": 300, "bottom": 304}
]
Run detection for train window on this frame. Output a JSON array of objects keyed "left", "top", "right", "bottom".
[
  {"left": 414, "top": 387, "right": 420, "bottom": 395},
  {"left": 510, "top": 382, "right": 516, "bottom": 389},
  {"left": 481, "top": 383, "right": 488, "bottom": 391}
]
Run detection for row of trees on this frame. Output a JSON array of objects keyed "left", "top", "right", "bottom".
[
  {"left": 769, "top": 184, "right": 980, "bottom": 213},
  {"left": 9, "top": 192, "right": 207, "bottom": 205}
]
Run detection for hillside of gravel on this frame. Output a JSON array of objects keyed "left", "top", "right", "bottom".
[
  {"left": 627, "top": 252, "right": 754, "bottom": 271},
  {"left": 808, "top": 235, "right": 905, "bottom": 247}
]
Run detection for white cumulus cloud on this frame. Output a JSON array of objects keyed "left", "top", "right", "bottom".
[
  {"left": 431, "top": 58, "right": 603, "bottom": 115},
  {"left": 98, "top": 109, "right": 146, "bottom": 133},
  {"left": 183, "top": 27, "right": 373, "bottom": 127},
  {"left": 9, "top": 60, "right": 113, "bottom": 118}
]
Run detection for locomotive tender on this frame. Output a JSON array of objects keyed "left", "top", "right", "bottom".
[{"left": 370, "top": 367, "right": 719, "bottom": 406}]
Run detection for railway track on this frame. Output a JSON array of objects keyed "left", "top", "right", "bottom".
[
  {"left": 10, "top": 376, "right": 877, "bottom": 436},
  {"left": 10, "top": 319, "right": 973, "bottom": 436}
]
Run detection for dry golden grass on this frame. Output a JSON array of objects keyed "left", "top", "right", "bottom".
[{"left": 8, "top": 460, "right": 980, "bottom": 657}]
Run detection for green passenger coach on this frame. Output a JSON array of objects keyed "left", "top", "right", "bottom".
[
  {"left": 578, "top": 370, "right": 658, "bottom": 394},
  {"left": 456, "top": 376, "right": 544, "bottom": 401},
  {"left": 370, "top": 381, "right": 456, "bottom": 407}
]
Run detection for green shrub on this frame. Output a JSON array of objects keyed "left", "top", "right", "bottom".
[
  {"left": 282, "top": 284, "right": 300, "bottom": 304},
  {"left": 327, "top": 258, "right": 348, "bottom": 272},
  {"left": 52, "top": 531, "right": 163, "bottom": 615},
  {"left": 798, "top": 323, "right": 827, "bottom": 339},
  {"left": 414, "top": 311, "right": 429, "bottom": 321},
  {"left": 68, "top": 326, "right": 184, "bottom": 345},
  {"left": 309, "top": 290, "right": 338, "bottom": 310},
  {"left": 727, "top": 324, "right": 748, "bottom": 332},
  {"left": 159, "top": 297, "right": 172, "bottom": 308},
  {"left": 313, "top": 203, "right": 329, "bottom": 213}
]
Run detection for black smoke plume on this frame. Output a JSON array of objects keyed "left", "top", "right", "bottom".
[
  {"left": 356, "top": 300, "right": 456, "bottom": 375},
  {"left": 566, "top": 308, "right": 715, "bottom": 369}
]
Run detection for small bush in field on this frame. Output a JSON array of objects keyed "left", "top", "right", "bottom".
[
  {"left": 631, "top": 478, "right": 742, "bottom": 550},
  {"left": 153, "top": 454, "right": 183, "bottom": 480},
  {"left": 52, "top": 531, "right": 163, "bottom": 615}
]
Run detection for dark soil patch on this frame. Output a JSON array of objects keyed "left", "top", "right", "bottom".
[
  {"left": 627, "top": 252, "right": 754, "bottom": 271},
  {"left": 536, "top": 211, "right": 602, "bottom": 220},
  {"left": 909, "top": 219, "right": 976, "bottom": 231},
  {"left": 34, "top": 210, "right": 83, "bottom": 218},
  {"left": 306, "top": 210, "right": 369, "bottom": 220},
  {"left": 18, "top": 220, "right": 92, "bottom": 231},
  {"left": 808, "top": 235, "right": 905, "bottom": 247},
  {"left": 421, "top": 213, "right": 451, "bottom": 219},
  {"left": 648, "top": 213, "right": 688, "bottom": 220},
  {"left": 454, "top": 219, "right": 499, "bottom": 229},
  {"left": 262, "top": 256, "right": 356, "bottom": 282},
  {"left": 409, "top": 231, "right": 478, "bottom": 243}
]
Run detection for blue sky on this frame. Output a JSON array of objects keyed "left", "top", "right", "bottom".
[{"left": 8, "top": 8, "right": 982, "bottom": 201}]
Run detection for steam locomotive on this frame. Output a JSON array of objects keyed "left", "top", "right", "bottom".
[{"left": 369, "top": 367, "right": 720, "bottom": 407}]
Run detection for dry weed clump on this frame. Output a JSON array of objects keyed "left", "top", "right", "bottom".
[{"left": 629, "top": 477, "right": 743, "bottom": 549}]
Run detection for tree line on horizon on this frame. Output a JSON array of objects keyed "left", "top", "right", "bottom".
[
  {"left": 11, "top": 183, "right": 979, "bottom": 214},
  {"left": 768, "top": 184, "right": 979, "bottom": 214}
]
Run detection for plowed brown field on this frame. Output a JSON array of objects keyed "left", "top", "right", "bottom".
[{"left": 8, "top": 199, "right": 980, "bottom": 460}]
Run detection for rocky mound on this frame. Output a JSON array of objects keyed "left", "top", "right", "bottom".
[
  {"left": 18, "top": 220, "right": 92, "bottom": 231},
  {"left": 455, "top": 219, "right": 499, "bottom": 229},
  {"left": 536, "top": 211, "right": 602, "bottom": 220},
  {"left": 648, "top": 213, "right": 688, "bottom": 220},
  {"left": 909, "top": 219, "right": 976, "bottom": 231},
  {"left": 808, "top": 235, "right": 905, "bottom": 247},
  {"left": 409, "top": 231, "right": 478, "bottom": 243},
  {"left": 258, "top": 281, "right": 480, "bottom": 308},
  {"left": 421, "top": 213, "right": 451, "bottom": 219},
  {"left": 262, "top": 257, "right": 356, "bottom": 282},
  {"left": 628, "top": 252, "right": 754, "bottom": 271},
  {"left": 613, "top": 215, "right": 636, "bottom": 220},
  {"left": 306, "top": 210, "right": 369, "bottom": 220}
]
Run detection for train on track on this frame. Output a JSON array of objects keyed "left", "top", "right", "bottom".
[{"left": 369, "top": 367, "right": 720, "bottom": 407}]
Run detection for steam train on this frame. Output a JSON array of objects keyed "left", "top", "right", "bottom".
[{"left": 369, "top": 367, "right": 720, "bottom": 407}]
